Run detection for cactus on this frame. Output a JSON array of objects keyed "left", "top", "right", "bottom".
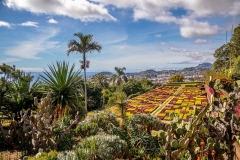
[
  {"left": 0, "top": 94, "right": 80, "bottom": 153},
  {"left": 201, "top": 79, "right": 240, "bottom": 159},
  {"left": 155, "top": 104, "right": 211, "bottom": 160}
]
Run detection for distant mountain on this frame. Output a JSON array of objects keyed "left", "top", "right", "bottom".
[
  {"left": 138, "top": 69, "right": 158, "bottom": 78},
  {"left": 93, "top": 71, "right": 112, "bottom": 76},
  {"left": 131, "top": 63, "right": 212, "bottom": 79},
  {"left": 196, "top": 62, "right": 212, "bottom": 68}
]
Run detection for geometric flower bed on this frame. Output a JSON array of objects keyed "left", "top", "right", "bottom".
[
  {"left": 156, "top": 86, "right": 208, "bottom": 121},
  {"left": 126, "top": 86, "right": 179, "bottom": 117}
]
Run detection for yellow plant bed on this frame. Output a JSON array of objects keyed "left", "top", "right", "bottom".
[
  {"left": 165, "top": 110, "right": 172, "bottom": 113},
  {"left": 127, "top": 108, "right": 136, "bottom": 111},
  {"left": 173, "top": 105, "right": 179, "bottom": 109},
  {"left": 174, "top": 109, "right": 180, "bottom": 113},
  {"left": 126, "top": 112, "right": 133, "bottom": 117},
  {"left": 188, "top": 102, "right": 194, "bottom": 106},
  {"left": 164, "top": 116, "right": 171, "bottom": 120},
  {"left": 145, "top": 108, "right": 155, "bottom": 112},
  {"left": 195, "top": 101, "right": 201, "bottom": 105},
  {"left": 106, "top": 105, "right": 122, "bottom": 117},
  {"left": 158, "top": 113, "right": 166, "bottom": 116}
]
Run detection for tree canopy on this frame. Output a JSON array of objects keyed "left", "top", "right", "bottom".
[{"left": 168, "top": 74, "right": 184, "bottom": 83}]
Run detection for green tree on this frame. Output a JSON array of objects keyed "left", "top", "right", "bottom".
[
  {"left": 40, "top": 61, "right": 82, "bottom": 108},
  {"left": 115, "top": 91, "right": 127, "bottom": 119},
  {"left": 92, "top": 73, "right": 109, "bottom": 89},
  {"left": 85, "top": 81, "right": 102, "bottom": 110},
  {"left": 213, "top": 44, "right": 231, "bottom": 74},
  {"left": 140, "top": 77, "right": 153, "bottom": 91},
  {"left": 114, "top": 67, "right": 128, "bottom": 85},
  {"left": 213, "top": 25, "right": 240, "bottom": 75},
  {"left": 0, "top": 64, "right": 40, "bottom": 120},
  {"left": 230, "top": 56, "right": 240, "bottom": 79},
  {"left": 67, "top": 33, "right": 102, "bottom": 111},
  {"left": 122, "top": 78, "right": 142, "bottom": 97},
  {"left": 110, "top": 74, "right": 117, "bottom": 85},
  {"left": 101, "top": 89, "right": 114, "bottom": 106},
  {"left": 168, "top": 74, "right": 184, "bottom": 82}
]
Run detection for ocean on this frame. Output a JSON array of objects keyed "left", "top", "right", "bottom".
[{"left": 29, "top": 72, "right": 99, "bottom": 82}]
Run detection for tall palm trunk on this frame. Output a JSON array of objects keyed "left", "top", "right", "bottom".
[{"left": 83, "top": 53, "right": 88, "bottom": 111}]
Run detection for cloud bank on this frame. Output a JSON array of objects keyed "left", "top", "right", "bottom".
[{"left": 4, "top": 0, "right": 116, "bottom": 22}]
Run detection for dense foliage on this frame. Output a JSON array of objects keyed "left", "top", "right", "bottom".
[
  {"left": 40, "top": 61, "right": 82, "bottom": 108},
  {"left": 213, "top": 25, "right": 240, "bottom": 77},
  {"left": 168, "top": 74, "right": 184, "bottom": 82},
  {"left": 0, "top": 63, "right": 40, "bottom": 120}
]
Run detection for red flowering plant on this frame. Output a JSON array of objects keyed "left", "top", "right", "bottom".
[
  {"left": 235, "top": 106, "right": 240, "bottom": 118},
  {"left": 53, "top": 103, "right": 64, "bottom": 121},
  {"left": 209, "top": 87, "right": 214, "bottom": 95}
]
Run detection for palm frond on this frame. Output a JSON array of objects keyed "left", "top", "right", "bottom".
[{"left": 40, "top": 61, "right": 82, "bottom": 107}]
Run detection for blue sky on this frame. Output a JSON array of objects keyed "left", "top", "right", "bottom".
[{"left": 0, "top": 0, "right": 240, "bottom": 73}]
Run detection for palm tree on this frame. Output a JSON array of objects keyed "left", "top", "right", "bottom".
[
  {"left": 40, "top": 61, "right": 82, "bottom": 107},
  {"left": 92, "top": 73, "right": 109, "bottom": 89},
  {"left": 114, "top": 67, "right": 128, "bottom": 85},
  {"left": 115, "top": 91, "right": 127, "bottom": 119},
  {"left": 110, "top": 74, "right": 117, "bottom": 84},
  {"left": 67, "top": 33, "right": 102, "bottom": 111}
]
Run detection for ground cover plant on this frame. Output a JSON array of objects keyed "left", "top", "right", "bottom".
[
  {"left": 157, "top": 85, "right": 208, "bottom": 121},
  {"left": 125, "top": 83, "right": 208, "bottom": 122},
  {"left": 125, "top": 86, "right": 179, "bottom": 117}
]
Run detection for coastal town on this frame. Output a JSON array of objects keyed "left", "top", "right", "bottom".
[{"left": 91, "top": 62, "right": 212, "bottom": 83}]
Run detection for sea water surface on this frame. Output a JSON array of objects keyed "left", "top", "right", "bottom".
[{"left": 29, "top": 72, "right": 99, "bottom": 82}]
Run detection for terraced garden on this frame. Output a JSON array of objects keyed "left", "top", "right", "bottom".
[
  {"left": 125, "top": 86, "right": 179, "bottom": 117},
  {"left": 126, "top": 83, "right": 208, "bottom": 122}
]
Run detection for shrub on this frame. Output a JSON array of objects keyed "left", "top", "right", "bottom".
[
  {"left": 75, "top": 134, "right": 127, "bottom": 160},
  {"left": 57, "top": 151, "right": 78, "bottom": 160},
  {"left": 75, "top": 111, "right": 119, "bottom": 138}
]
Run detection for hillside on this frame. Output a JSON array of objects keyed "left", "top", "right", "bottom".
[{"left": 131, "top": 63, "right": 212, "bottom": 79}]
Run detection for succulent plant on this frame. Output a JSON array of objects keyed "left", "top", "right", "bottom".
[{"left": 0, "top": 94, "right": 81, "bottom": 153}]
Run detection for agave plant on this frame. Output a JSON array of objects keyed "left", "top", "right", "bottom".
[{"left": 40, "top": 61, "right": 82, "bottom": 107}]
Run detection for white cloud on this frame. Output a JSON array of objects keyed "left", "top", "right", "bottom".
[
  {"left": 4, "top": 0, "right": 116, "bottom": 22},
  {"left": 170, "top": 47, "right": 179, "bottom": 52},
  {"left": 47, "top": 18, "right": 58, "bottom": 24},
  {"left": 194, "top": 39, "right": 209, "bottom": 44},
  {"left": 19, "top": 21, "right": 38, "bottom": 27},
  {"left": 5, "top": 28, "right": 59, "bottom": 59},
  {"left": 93, "top": 0, "right": 240, "bottom": 17},
  {"left": 95, "top": 30, "right": 128, "bottom": 45},
  {"left": 91, "top": 0, "right": 238, "bottom": 37},
  {"left": 179, "top": 19, "right": 219, "bottom": 38},
  {"left": 0, "top": 58, "right": 21, "bottom": 63},
  {"left": 155, "top": 34, "right": 161, "bottom": 38},
  {"left": 0, "top": 21, "right": 11, "bottom": 28},
  {"left": 182, "top": 49, "right": 191, "bottom": 53},
  {"left": 186, "top": 51, "right": 212, "bottom": 61},
  {"left": 229, "top": 1, "right": 240, "bottom": 16}
]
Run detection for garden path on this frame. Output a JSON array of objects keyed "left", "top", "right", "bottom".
[{"left": 151, "top": 86, "right": 184, "bottom": 116}]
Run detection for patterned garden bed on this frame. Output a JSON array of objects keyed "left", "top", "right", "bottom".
[
  {"left": 156, "top": 86, "right": 207, "bottom": 121},
  {"left": 126, "top": 86, "right": 179, "bottom": 117}
]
